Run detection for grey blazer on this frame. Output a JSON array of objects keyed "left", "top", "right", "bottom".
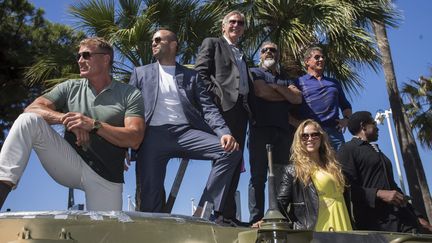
[
  {"left": 129, "top": 62, "right": 231, "bottom": 138},
  {"left": 195, "top": 37, "right": 253, "bottom": 112}
]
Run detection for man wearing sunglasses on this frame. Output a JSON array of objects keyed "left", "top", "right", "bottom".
[
  {"left": 338, "top": 111, "right": 431, "bottom": 233},
  {"left": 0, "top": 37, "right": 145, "bottom": 211},
  {"left": 129, "top": 29, "right": 241, "bottom": 220},
  {"left": 291, "top": 46, "right": 352, "bottom": 151},
  {"left": 195, "top": 10, "right": 253, "bottom": 227},
  {"left": 248, "top": 42, "right": 302, "bottom": 225}
]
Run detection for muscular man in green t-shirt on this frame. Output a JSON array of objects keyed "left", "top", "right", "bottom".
[{"left": 0, "top": 37, "right": 145, "bottom": 211}]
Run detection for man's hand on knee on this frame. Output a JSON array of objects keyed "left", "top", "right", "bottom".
[
  {"left": 62, "top": 112, "right": 94, "bottom": 132},
  {"left": 220, "top": 135, "right": 239, "bottom": 152}
]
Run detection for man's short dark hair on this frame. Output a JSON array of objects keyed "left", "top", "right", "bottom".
[
  {"left": 348, "top": 111, "right": 374, "bottom": 135},
  {"left": 156, "top": 28, "right": 178, "bottom": 43},
  {"left": 303, "top": 46, "right": 323, "bottom": 63}
]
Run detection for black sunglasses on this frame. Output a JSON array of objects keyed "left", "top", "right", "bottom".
[
  {"left": 301, "top": 132, "right": 321, "bottom": 141},
  {"left": 228, "top": 19, "right": 245, "bottom": 26},
  {"left": 312, "top": 55, "right": 325, "bottom": 61},
  {"left": 153, "top": 37, "right": 162, "bottom": 43},
  {"left": 261, "top": 47, "right": 277, "bottom": 53},
  {"left": 76, "top": 52, "right": 107, "bottom": 61},
  {"left": 152, "top": 36, "right": 175, "bottom": 44}
]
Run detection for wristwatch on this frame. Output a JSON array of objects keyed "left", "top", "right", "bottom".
[{"left": 91, "top": 119, "right": 102, "bottom": 133}]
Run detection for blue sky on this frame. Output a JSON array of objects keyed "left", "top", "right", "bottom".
[{"left": 3, "top": 0, "right": 431, "bottom": 222}]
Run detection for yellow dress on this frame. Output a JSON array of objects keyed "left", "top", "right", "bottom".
[{"left": 311, "top": 169, "right": 352, "bottom": 231}]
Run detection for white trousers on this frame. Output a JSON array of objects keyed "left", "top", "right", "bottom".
[{"left": 0, "top": 113, "right": 122, "bottom": 211}]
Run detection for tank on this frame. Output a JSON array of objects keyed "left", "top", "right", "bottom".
[
  {"left": 1, "top": 145, "right": 432, "bottom": 243},
  {"left": 1, "top": 210, "right": 432, "bottom": 243}
]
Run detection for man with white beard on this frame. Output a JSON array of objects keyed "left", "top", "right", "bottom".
[{"left": 248, "top": 42, "right": 302, "bottom": 224}]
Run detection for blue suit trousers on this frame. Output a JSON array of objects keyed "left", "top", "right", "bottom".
[{"left": 136, "top": 124, "right": 241, "bottom": 213}]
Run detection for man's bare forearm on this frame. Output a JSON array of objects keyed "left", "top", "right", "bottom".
[
  {"left": 274, "top": 85, "right": 302, "bottom": 104},
  {"left": 95, "top": 118, "right": 145, "bottom": 150},
  {"left": 24, "top": 97, "right": 64, "bottom": 124}
]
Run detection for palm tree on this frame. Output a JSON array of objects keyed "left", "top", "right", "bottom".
[
  {"left": 66, "top": 0, "right": 226, "bottom": 82},
  {"left": 402, "top": 75, "right": 432, "bottom": 149},
  {"left": 213, "top": 0, "right": 390, "bottom": 97},
  {"left": 373, "top": 21, "right": 432, "bottom": 222},
  {"left": 31, "top": 0, "right": 384, "bottom": 92},
  {"left": 67, "top": 0, "right": 384, "bottom": 93},
  {"left": 24, "top": 23, "right": 86, "bottom": 91}
]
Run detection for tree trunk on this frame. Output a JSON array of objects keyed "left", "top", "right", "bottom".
[{"left": 373, "top": 21, "right": 432, "bottom": 222}]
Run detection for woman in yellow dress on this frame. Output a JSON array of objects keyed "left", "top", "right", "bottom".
[{"left": 277, "top": 119, "right": 352, "bottom": 231}]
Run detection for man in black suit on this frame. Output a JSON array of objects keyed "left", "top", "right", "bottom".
[
  {"left": 129, "top": 29, "right": 241, "bottom": 215},
  {"left": 195, "top": 10, "right": 253, "bottom": 226}
]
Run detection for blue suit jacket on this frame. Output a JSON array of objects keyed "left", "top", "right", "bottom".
[{"left": 129, "top": 62, "right": 231, "bottom": 138}]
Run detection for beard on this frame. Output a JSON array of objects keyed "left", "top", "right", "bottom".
[{"left": 262, "top": 58, "right": 276, "bottom": 69}]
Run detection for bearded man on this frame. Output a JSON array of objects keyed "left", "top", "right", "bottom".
[{"left": 248, "top": 41, "right": 302, "bottom": 224}]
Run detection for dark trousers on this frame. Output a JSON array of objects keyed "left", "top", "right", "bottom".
[
  {"left": 220, "top": 99, "right": 249, "bottom": 219},
  {"left": 136, "top": 124, "right": 241, "bottom": 212},
  {"left": 248, "top": 126, "right": 293, "bottom": 223},
  {"left": 322, "top": 126, "right": 345, "bottom": 151},
  {"left": 355, "top": 204, "right": 421, "bottom": 233}
]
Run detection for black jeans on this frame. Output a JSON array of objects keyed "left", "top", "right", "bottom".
[
  {"left": 219, "top": 99, "right": 249, "bottom": 220},
  {"left": 248, "top": 126, "right": 294, "bottom": 223}
]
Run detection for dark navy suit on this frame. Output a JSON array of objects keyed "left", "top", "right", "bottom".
[{"left": 129, "top": 62, "right": 241, "bottom": 213}]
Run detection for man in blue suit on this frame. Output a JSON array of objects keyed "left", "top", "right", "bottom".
[{"left": 129, "top": 29, "right": 241, "bottom": 217}]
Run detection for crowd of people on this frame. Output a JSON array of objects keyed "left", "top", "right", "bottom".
[{"left": 0, "top": 10, "right": 431, "bottom": 233}]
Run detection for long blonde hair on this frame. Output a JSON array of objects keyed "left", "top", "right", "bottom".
[{"left": 290, "top": 119, "right": 345, "bottom": 190}]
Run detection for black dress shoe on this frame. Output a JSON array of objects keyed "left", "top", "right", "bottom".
[
  {"left": 0, "top": 182, "right": 11, "bottom": 210},
  {"left": 222, "top": 217, "right": 250, "bottom": 227},
  {"left": 211, "top": 215, "right": 250, "bottom": 227}
]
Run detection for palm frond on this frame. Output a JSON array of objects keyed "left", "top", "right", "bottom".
[{"left": 402, "top": 75, "right": 432, "bottom": 149}]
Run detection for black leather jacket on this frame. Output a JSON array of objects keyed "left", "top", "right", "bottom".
[{"left": 277, "top": 164, "right": 319, "bottom": 230}]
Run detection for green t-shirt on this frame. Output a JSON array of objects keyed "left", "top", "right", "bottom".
[{"left": 44, "top": 78, "right": 144, "bottom": 183}]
